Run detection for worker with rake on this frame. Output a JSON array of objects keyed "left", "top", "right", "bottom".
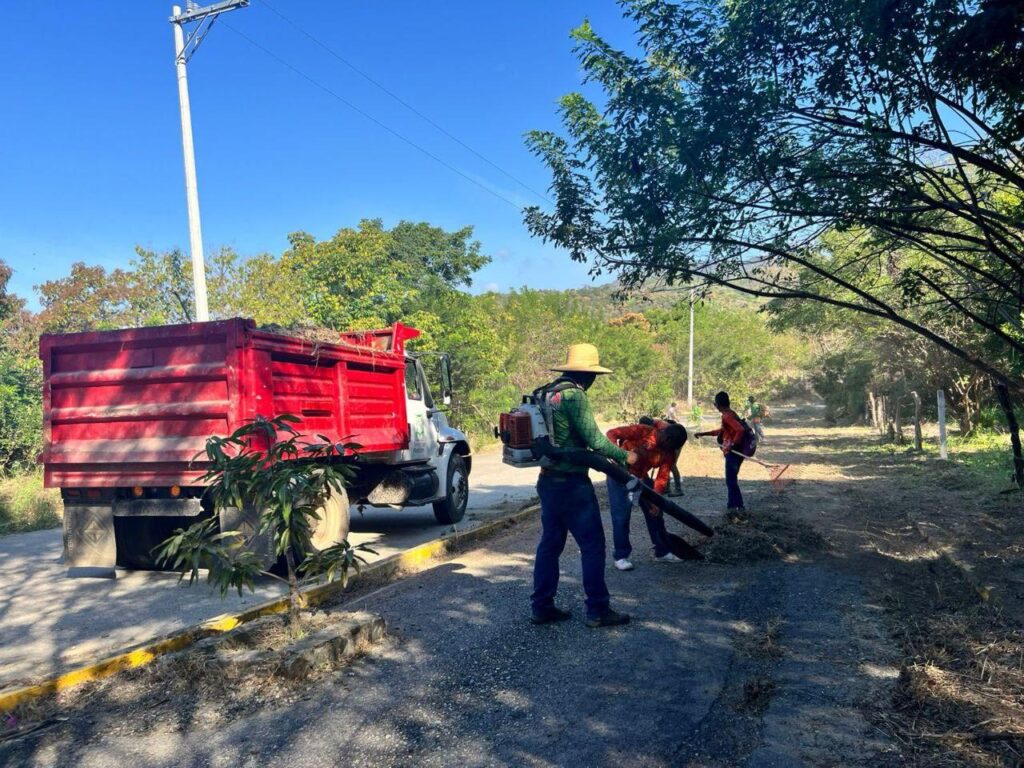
[
  {"left": 605, "top": 419, "right": 689, "bottom": 570},
  {"left": 695, "top": 391, "right": 749, "bottom": 516}
]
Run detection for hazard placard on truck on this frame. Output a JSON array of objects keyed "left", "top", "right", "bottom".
[{"left": 39, "top": 318, "right": 471, "bottom": 573}]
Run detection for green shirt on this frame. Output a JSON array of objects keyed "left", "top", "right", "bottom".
[
  {"left": 746, "top": 401, "right": 763, "bottom": 419},
  {"left": 547, "top": 385, "right": 629, "bottom": 473}
]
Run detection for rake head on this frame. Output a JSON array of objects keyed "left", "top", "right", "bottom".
[{"left": 767, "top": 462, "right": 798, "bottom": 492}]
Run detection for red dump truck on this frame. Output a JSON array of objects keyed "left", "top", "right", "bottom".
[{"left": 39, "top": 318, "right": 471, "bottom": 572}]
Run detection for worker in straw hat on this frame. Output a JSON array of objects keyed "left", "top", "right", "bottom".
[{"left": 529, "top": 342, "right": 637, "bottom": 628}]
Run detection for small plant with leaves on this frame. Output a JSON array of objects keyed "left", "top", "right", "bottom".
[
  {"left": 156, "top": 414, "right": 373, "bottom": 632},
  {"left": 690, "top": 403, "right": 704, "bottom": 429}
]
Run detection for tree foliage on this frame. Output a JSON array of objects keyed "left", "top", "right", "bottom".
[
  {"left": 155, "top": 415, "right": 373, "bottom": 630},
  {"left": 525, "top": 0, "right": 1024, "bottom": 392},
  {"left": 3, "top": 213, "right": 817, "bottom": 481},
  {"left": 0, "top": 262, "right": 41, "bottom": 473}
]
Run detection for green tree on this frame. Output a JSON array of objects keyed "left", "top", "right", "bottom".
[
  {"left": 36, "top": 262, "right": 141, "bottom": 333},
  {"left": 388, "top": 220, "right": 488, "bottom": 294},
  {"left": 0, "top": 261, "right": 43, "bottom": 473},
  {"left": 646, "top": 298, "right": 809, "bottom": 404},
  {"left": 156, "top": 415, "right": 372, "bottom": 632},
  {"left": 282, "top": 219, "right": 490, "bottom": 330},
  {"left": 525, "top": 0, "right": 1024, "bottom": 392}
]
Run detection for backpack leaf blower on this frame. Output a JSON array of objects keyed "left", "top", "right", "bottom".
[{"left": 496, "top": 385, "right": 713, "bottom": 539}]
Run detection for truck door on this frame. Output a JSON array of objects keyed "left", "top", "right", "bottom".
[{"left": 404, "top": 359, "right": 433, "bottom": 462}]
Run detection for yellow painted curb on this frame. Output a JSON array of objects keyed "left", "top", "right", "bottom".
[{"left": 0, "top": 502, "right": 540, "bottom": 714}]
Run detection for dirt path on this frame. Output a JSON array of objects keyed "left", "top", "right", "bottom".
[
  {"left": 3, "top": 406, "right": 1022, "bottom": 767},
  {"left": 715, "top": 405, "right": 1024, "bottom": 767}
]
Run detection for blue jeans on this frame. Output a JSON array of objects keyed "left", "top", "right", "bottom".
[
  {"left": 606, "top": 476, "right": 671, "bottom": 559},
  {"left": 725, "top": 453, "right": 744, "bottom": 509},
  {"left": 532, "top": 473, "right": 610, "bottom": 619}
]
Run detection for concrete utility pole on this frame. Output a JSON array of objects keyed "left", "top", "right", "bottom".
[
  {"left": 170, "top": 1, "right": 249, "bottom": 322},
  {"left": 687, "top": 287, "right": 695, "bottom": 407}
]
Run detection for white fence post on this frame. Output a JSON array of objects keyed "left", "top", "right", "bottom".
[{"left": 937, "top": 389, "right": 948, "bottom": 459}]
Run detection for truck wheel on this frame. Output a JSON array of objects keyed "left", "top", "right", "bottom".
[
  {"left": 433, "top": 453, "right": 468, "bottom": 525},
  {"left": 309, "top": 485, "right": 351, "bottom": 551}
]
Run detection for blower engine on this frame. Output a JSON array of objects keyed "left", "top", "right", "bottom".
[{"left": 496, "top": 398, "right": 550, "bottom": 467}]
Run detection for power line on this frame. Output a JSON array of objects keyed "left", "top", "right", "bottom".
[
  {"left": 255, "top": 0, "right": 554, "bottom": 206},
  {"left": 220, "top": 20, "right": 526, "bottom": 212}
]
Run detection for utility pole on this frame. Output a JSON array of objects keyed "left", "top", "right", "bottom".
[
  {"left": 687, "top": 287, "right": 695, "bottom": 407},
  {"left": 170, "top": 1, "right": 249, "bottom": 322}
]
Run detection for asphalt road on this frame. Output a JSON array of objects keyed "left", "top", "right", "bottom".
[
  {"left": 1, "top": 492, "right": 899, "bottom": 768},
  {"left": 0, "top": 447, "right": 539, "bottom": 692},
  {"left": 2, "top": 407, "right": 907, "bottom": 767}
]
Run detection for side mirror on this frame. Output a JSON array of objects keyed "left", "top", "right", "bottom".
[{"left": 440, "top": 354, "right": 454, "bottom": 406}]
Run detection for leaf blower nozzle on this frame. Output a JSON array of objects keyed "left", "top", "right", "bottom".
[{"left": 531, "top": 438, "right": 714, "bottom": 538}]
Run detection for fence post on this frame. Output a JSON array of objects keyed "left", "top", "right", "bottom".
[
  {"left": 911, "top": 391, "right": 922, "bottom": 452},
  {"left": 937, "top": 389, "right": 948, "bottom": 459}
]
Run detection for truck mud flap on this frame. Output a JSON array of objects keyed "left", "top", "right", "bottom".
[{"left": 64, "top": 504, "right": 116, "bottom": 576}]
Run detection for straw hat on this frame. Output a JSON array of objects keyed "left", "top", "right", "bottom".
[{"left": 551, "top": 343, "right": 613, "bottom": 374}]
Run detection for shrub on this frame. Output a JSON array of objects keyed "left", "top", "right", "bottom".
[{"left": 0, "top": 473, "right": 62, "bottom": 535}]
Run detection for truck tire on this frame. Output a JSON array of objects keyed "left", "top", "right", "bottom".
[
  {"left": 433, "top": 453, "right": 468, "bottom": 525},
  {"left": 309, "top": 485, "right": 351, "bottom": 551}
]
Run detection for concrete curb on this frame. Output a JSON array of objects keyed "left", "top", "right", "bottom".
[{"left": 0, "top": 501, "right": 539, "bottom": 713}]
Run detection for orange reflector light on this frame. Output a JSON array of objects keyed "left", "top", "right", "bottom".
[
  {"left": 169, "top": 485, "right": 181, "bottom": 498},
  {"left": 132, "top": 486, "right": 144, "bottom": 498}
]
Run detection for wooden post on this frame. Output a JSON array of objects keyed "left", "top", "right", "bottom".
[
  {"left": 910, "top": 391, "right": 923, "bottom": 452},
  {"left": 937, "top": 389, "right": 948, "bottom": 459},
  {"left": 893, "top": 397, "right": 904, "bottom": 444},
  {"left": 994, "top": 383, "right": 1024, "bottom": 489},
  {"left": 867, "top": 391, "right": 877, "bottom": 430}
]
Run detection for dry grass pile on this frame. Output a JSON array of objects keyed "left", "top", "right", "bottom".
[
  {"left": 704, "top": 511, "right": 829, "bottom": 564},
  {"left": 258, "top": 323, "right": 344, "bottom": 345},
  {"left": 737, "top": 676, "right": 776, "bottom": 714},
  {"left": 735, "top": 617, "right": 785, "bottom": 660},
  {"left": 874, "top": 556, "right": 1024, "bottom": 767}
]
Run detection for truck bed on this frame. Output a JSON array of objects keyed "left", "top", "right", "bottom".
[{"left": 39, "top": 319, "right": 414, "bottom": 488}]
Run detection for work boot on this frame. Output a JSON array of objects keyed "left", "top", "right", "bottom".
[
  {"left": 726, "top": 507, "right": 748, "bottom": 524},
  {"left": 585, "top": 609, "right": 631, "bottom": 628},
  {"left": 531, "top": 607, "right": 572, "bottom": 625}
]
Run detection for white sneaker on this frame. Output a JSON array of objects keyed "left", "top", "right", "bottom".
[
  {"left": 614, "top": 558, "right": 634, "bottom": 571},
  {"left": 655, "top": 552, "right": 683, "bottom": 563}
]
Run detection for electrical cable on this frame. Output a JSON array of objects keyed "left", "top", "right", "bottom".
[
  {"left": 220, "top": 19, "right": 526, "bottom": 212},
  {"left": 255, "top": 0, "right": 553, "bottom": 206}
]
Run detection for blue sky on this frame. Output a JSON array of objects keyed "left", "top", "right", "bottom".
[{"left": 0, "top": 1, "right": 636, "bottom": 308}]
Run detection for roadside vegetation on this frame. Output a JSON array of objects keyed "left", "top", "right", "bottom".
[
  {"left": 0, "top": 221, "right": 819, "bottom": 536},
  {"left": 0, "top": 473, "right": 61, "bottom": 535}
]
